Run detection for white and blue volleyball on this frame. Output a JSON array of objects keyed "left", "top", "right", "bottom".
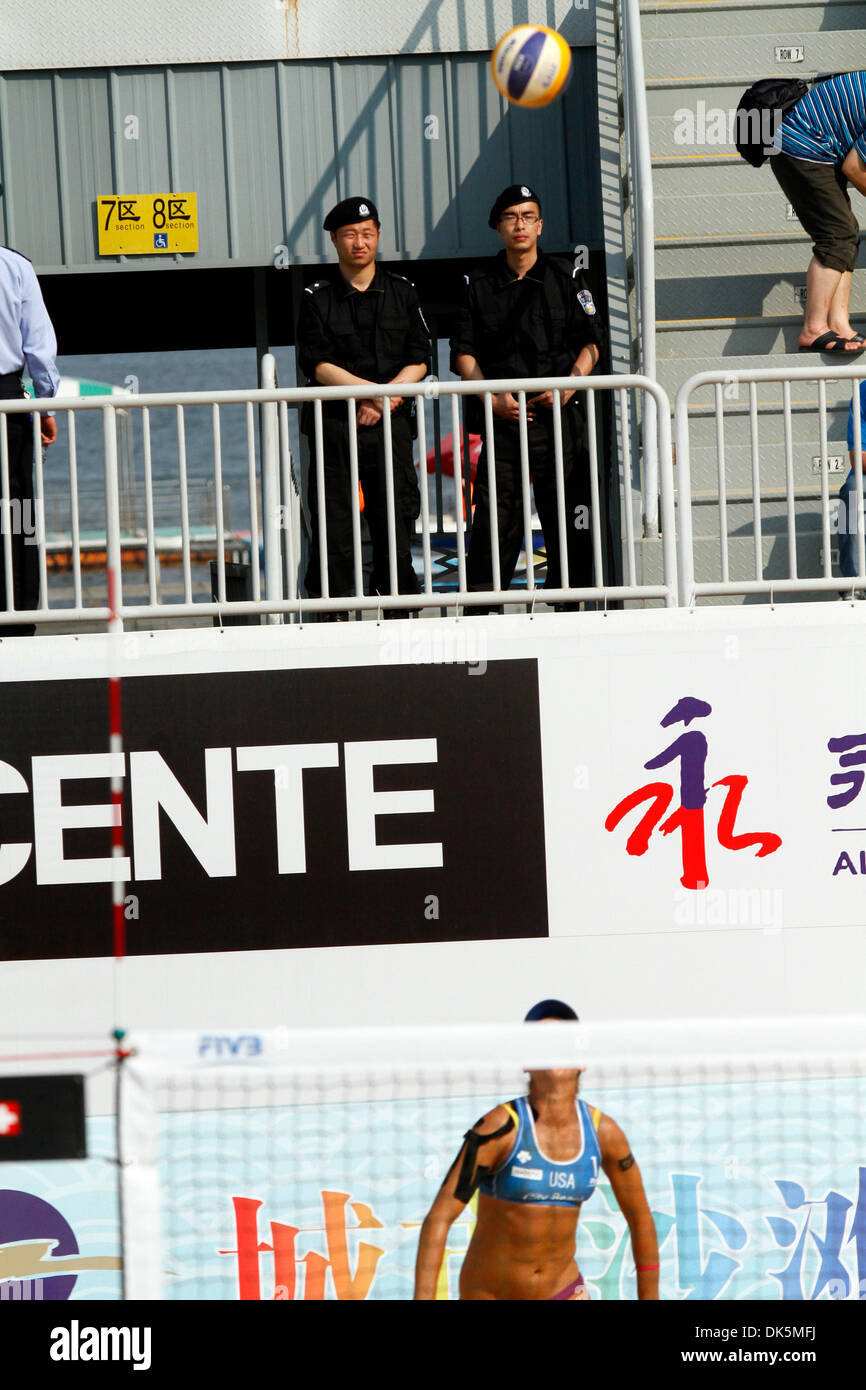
[{"left": 491, "top": 25, "right": 573, "bottom": 109}]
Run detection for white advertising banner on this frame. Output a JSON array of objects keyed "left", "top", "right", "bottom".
[{"left": 0, "top": 603, "right": 865, "bottom": 1033}]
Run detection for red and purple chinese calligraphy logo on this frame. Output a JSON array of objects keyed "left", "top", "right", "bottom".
[{"left": 605, "top": 697, "right": 782, "bottom": 890}]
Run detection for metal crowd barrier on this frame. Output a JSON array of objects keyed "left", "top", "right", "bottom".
[
  {"left": 674, "top": 365, "right": 866, "bottom": 606},
  {"left": 0, "top": 370, "right": 677, "bottom": 628}
]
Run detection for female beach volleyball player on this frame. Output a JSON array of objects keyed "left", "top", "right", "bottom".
[{"left": 413, "top": 1000, "right": 659, "bottom": 1300}]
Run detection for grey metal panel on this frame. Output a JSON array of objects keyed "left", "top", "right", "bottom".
[
  {"left": 220, "top": 65, "right": 286, "bottom": 264},
  {"left": 0, "top": 53, "right": 602, "bottom": 274},
  {"left": 1, "top": 73, "right": 64, "bottom": 264},
  {"left": 56, "top": 72, "right": 120, "bottom": 268},
  {"left": 5, "top": 0, "right": 596, "bottom": 71},
  {"left": 109, "top": 71, "right": 174, "bottom": 195},
  {"left": 641, "top": 2, "right": 864, "bottom": 39}
]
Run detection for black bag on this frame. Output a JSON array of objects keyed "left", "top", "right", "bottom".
[{"left": 734, "top": 78, "right": 809, "bottom": 167}]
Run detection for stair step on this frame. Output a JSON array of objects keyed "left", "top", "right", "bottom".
[
  {"left": 655, "top": 189, "right": 810, "bottom": 240},
  {"left": 651, "top": 159, "right": 774, "bottom": 197},
  {"left": 653, "top": 319, "right": 866, "bottom": 358},
  {"left": 683, "top": 441, "right": 850, "bottom": 495},
  {"left": 640, "top": 3, "right": 861, "bottom": 40},
  {"left": 643, "top": 31, "right": 859, "bottom": 83},
  {"left": 655, "top": 276, "right": 809, "bottom": 322},
  {"left": 656, "top": 350, "right": 864, "bottom": 403},
  {"left": 685, "top": 530, "right": 840, "bottom": 590},
  {"left": 654, "top": 238, "right": 864, "bottom": 278}
]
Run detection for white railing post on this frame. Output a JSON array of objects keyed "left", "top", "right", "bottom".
[
  {"left": 103, "top": 404, "right": 124, "bottom": 629},
  {"left": 261, "top": 354, "right": 283, "bottom": 621},
  {"left": 673, "top": 380, "right": 696, "bottom": 608}
]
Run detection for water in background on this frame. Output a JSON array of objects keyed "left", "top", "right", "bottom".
[{"left": 53, "top": 343, "right": 463, "bottom": 541}]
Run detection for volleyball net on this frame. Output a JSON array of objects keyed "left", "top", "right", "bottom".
[{"left": 118, "top": 1017, "right": 866, "bottom": 1301}]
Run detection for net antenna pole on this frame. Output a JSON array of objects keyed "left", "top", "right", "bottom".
[{"left": 107, "top": 542, "right": 127, "bottom": 1020}]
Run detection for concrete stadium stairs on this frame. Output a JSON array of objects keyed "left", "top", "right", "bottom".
[{"left": 636, "top": 0, "right": 864, "bottom": 599}]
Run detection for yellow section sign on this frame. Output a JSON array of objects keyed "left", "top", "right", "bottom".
[{"left": 97, "top": 193, "right": 198, "bottom": 255}]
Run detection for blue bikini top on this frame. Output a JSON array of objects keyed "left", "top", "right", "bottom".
[{"left": 478, "top": 1095, "right": 602, "bottom": 1207}]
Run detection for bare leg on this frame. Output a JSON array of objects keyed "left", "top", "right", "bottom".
[
  {"left": 828, "top": 270, "right": 856, "bottom": 338},
  {"left": 802, "top": 258, "right": 861, "bottom": 349}
]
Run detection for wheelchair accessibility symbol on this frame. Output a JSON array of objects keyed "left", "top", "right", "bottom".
[{"left": 154, "top": 233, "right": 168, "bottom": 249}]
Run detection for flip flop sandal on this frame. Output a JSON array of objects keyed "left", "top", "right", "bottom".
[{"left": 799, "top": 332, "right": 866, "bottom": 354}]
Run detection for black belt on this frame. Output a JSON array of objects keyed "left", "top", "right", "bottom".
[{"left": 0, "top": 371, "right": 24, "bottom": 401}]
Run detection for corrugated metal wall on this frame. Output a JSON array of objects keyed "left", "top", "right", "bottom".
[{"left": 0, "top": 54, "right": 602, "bottom": 274}]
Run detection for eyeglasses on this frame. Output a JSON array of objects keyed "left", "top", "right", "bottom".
[{"left": 500, "top": 212, "right": 540, "bottom": 226}]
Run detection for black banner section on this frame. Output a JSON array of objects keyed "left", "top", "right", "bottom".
[
  {"left": 12, "top": 1297, "right": 860, "bottom": 1376},
  {"left": 0, "top": 1075, "right": 86, "bottom": 1161},
  {"left": 0, "top": 660, "right": 548, "bottom": 960}
]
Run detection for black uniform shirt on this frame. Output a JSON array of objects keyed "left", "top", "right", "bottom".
[
  {"left": 297, "top": 266, "right": 431, "bottom": 386},
  {"left": 450, "top": 250, "right": 605, "bottom": 382}
]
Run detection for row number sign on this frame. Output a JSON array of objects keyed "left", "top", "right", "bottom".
[
  {"left": 97, "top": 193, "right": 198, "bottom": 255},
  {"left": 775, "top": 46, "right": 804, "bottom": 63}
]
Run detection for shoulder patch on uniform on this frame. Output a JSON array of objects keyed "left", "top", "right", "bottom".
[
  {"left": 304, "top": 280, "right": 328, "bottom": 294},
  {"left": 577, "top": 289, "right": 596, "bottom": 315}
]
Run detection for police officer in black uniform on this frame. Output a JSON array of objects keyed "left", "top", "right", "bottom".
[
  {"left": 296, "top": 197, "right": 431, "bottom": 614},
  {"left": 451, "top": 184, "right": 605, "bottom": 607}
]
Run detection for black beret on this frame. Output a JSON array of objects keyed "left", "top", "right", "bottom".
[
  {"left": 488, "top": 184, "right": 542, "bottom": 229},
  {"left": 323, "top": 196, "right": 380, "bottom": 232}
]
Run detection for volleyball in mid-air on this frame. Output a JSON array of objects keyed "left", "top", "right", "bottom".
[{"left": 491, "top": 25, "right": 572, "bottom": 109}]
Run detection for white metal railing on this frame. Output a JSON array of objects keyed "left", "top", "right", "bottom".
[
  {"left": 0, "top": 372, "right": 677, "bottom": 628},
  {"left": 675, "top": 365, "right": 866, "bottom": 605},
  {"left": 619, "top": 0, "right": 658, "bottom": 538}
]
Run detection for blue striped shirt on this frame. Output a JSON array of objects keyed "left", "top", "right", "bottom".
[{"left": 779, "top": 72, "right": 866, "bottom": 165}]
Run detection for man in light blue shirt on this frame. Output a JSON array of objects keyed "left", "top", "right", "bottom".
[
  {"left": 772, "top": 73, "right": 866, "bottom": 356},
  {"left": 0, "top": 244, "right": 60, "bottom": 634}
]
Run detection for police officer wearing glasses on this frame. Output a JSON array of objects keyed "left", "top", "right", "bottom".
[
  {"left": 296, "top": 197, "right": 431, "bottom": 616},
  {"left": 451, "top": 184, "right": 605, "bottom": 609}
]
